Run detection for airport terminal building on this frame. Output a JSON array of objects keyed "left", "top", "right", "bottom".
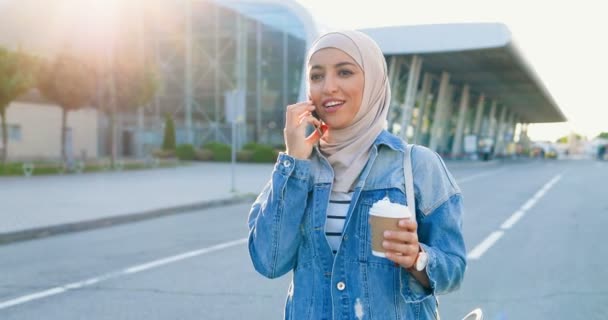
[{"left": 0, "top": 0, "right": 565, "bottom": 161}]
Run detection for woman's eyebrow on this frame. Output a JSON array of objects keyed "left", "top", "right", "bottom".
[
  {"left": 334, "top": 62, "right": 356, "bottom": 68},
  {"left": 309, "top": 61, "right": 356, "bottom": 70}
]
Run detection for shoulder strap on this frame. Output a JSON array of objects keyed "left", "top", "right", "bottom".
[{"left": 403, "top": 144, "right": 416, "bottom": 213}]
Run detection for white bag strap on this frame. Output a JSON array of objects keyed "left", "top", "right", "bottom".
[{"left": 403, "top": 144, "right": 416, "bottom": 214}]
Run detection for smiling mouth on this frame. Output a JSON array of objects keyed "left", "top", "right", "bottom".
[
  {"left": 323, "top": 100, "right": 345, "bottom": 112},
  {"left": 324, "top": 100, "right": 344, "bottom": 107}
]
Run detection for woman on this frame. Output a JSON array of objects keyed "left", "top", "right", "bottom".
[{"left": 248, "top": 30, "right": 466, "bottom": 319}]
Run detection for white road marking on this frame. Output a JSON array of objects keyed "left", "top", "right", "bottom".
[
  {"left": 500, "top": 210, "right": 526, "bottom": 230},
  {"left": 0, "top": 288, "right": 66, "bottom": 310},
  {"left": 124, "top": 238, "right": 247, "bottom": 274},
  {"left": 0, "top": 238, "right": 248, "bottom": 310},
  {"left": 468, "top": 174, "right": 562, "bottom": 260},
  {"left": 457, "top": 168, "right": 507, "bottom": 184},
  {"left": 467, "top": 231, "right": 504, "bottom": 260}
]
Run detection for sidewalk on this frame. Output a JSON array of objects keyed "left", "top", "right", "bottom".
[
  {"left": 0, "top": 162, "right": 274, "bottom": 244},
  {"left": 0, "top": 157, "right": 510, "bottom": 245}
]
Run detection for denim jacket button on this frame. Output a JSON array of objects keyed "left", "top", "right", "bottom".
[
  {"left": 336, "top": 281, "right": 346, "bottom": 291},
  {"left": 283, "top": 160, "right": 291, "bottom": 167}
]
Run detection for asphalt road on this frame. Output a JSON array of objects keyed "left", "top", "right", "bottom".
[{"left": 1, "top": 159, "right": 607, "bottom": 319}]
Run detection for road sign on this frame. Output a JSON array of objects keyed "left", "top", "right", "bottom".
[
  {"left": 224, "top": 90, "right": 246, "bottom": 124},
  {"left": 224, "top": 90, "right": 246, "bottom": 193}
]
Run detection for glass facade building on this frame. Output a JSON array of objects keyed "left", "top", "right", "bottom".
[{"left": 99, "top": 0, "right": 318, "bottom": 157}]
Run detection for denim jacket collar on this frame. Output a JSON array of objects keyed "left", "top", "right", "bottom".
[
  {"left": 311, "top": 130, "right": 405, "bottom": 186},
  {"left": 374, "top": 129, "right": 406, "bottom": 153}
]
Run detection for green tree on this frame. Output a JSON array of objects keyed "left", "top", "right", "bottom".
[
  {"left": 116, "top": 65, "right": 158, "bottom": 111},
  {"left": 0, "top": 47, "right": 35, "bottom": 164},
  {"left": 555, "top": 133, "right": 583, "bottom": 144},
  {"left": 37, "top": 53, "right": 96, "bottom": 167},
  {"left": 94, "top": 53, "right": 159, "bottom": 167},
  {"left": 162, "top": 113, "right": 176, "bottom": 151},
  {"left": 597, "top": 132, "right": 608, "bottom": 139}
]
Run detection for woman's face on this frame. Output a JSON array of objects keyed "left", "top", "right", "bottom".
[{"left": 308, "top": 48, "right": 364, "bottom": 130}]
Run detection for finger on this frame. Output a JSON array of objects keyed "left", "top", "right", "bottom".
[
  {"left": 298, "top": 115, "right": 320, "bottom": 128},
  {"left": 291, "top": 105, "right": 316, "bottom": 127},
  {"left": 383, "top": 230, "right": 418, "bottom": 244},
  {"left": 286, "top": 102, "right": 315, "bottom": 125},
  {"left": 296, "top": 110, "right": 320, "bottom": 126},
  {"left": 287, "top": 100, "right": 314, "bottom": 111},
  {"left": 382, "top": 241, "right": 418, "bottom": 255},
  {"left": 298, "top": 111, "right": 318, "bottom": 123},
  {"left": 297, "top": 112, "right": 309, "bottom": 124},
  {"left": 385, "top": 251, "right": 416, "bottom": 268},
  {"left": 398, "top": 219, "right": 418, "bottom": 232}
]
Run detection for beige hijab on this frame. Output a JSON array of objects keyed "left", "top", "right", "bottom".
[{"left": 307, "top": 30, "right": 391, "bottom": 192}]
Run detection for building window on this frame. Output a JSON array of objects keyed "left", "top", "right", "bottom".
[{"left": 0, "top": 124, "right": 22, "bottom": 142}]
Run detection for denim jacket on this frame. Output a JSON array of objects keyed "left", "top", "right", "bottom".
[{"left": 248, "top": 130, "right": 466, "bottom": 320}]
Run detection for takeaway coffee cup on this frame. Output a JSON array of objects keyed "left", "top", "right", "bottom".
[{"left": 369, "top": 197, "right": 412, "bottom": 258}]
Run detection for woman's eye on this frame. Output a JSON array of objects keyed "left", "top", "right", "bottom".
[
  {"left": 310, "top": 74, "right": 323, "bottom": 81},
  {"left": 339, "top": 69, "right": 353, "bottom": 77}
]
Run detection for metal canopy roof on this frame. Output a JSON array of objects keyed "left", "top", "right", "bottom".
[{"left": 361, "top": 23, "right": 566, "bottom": 123}]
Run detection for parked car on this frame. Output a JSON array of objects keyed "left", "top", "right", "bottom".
[{"left": 545, "top": 148, "right": 558, "bottom": 159}]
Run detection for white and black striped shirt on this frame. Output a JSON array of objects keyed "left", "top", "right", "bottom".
[{"left": 325, "top": 191, "right": 353, "bottom": 254}]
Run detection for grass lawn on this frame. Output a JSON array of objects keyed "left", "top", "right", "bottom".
[{"left": 0, "top": 159, "right": 180, "bottom": 177}]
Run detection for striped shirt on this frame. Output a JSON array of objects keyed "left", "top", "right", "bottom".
[{"left": 325, "top": 191, "right": 353, "bottom": 254}]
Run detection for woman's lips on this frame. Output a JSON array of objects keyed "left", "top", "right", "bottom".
[{"left": 324, "top": 102, "right": 344, "bottom": 113}]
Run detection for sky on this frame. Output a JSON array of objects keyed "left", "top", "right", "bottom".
[{"left": 295, "top": 0, "right": 608, "bottom": 142}]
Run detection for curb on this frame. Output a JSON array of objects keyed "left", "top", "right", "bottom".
[
  {"left": 0, "top": 193, "right": 257, "bottom": 246},
  {"left": 444, "top": 159, "right": 500, "bottom": 168}
]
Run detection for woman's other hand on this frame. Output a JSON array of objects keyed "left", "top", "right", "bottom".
[
  {"left": 284, "top": 101, "right": 325, "bottom": 160},
  {"left": 382, "top": 219, "right": 420, "bottom": 269}
]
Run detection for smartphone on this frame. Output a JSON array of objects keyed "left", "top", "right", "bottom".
[
  {"left": 311, "top": 110, "right": 323, "bottom": 136},
  {"left": 308, "top": 95, "right": 323, "bottom": 136}
]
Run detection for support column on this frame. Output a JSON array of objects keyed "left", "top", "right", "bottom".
[
  {"left": 213, "top": 3, "right": 220, "bottom": 142},
  {"left": 428, "top": 72, "right": 450, "bottom": 151},
  {"left": 137, "top": 107, "right": 144, "bottom": 157},
  {"left": 486, "top": 100, "right": 498, "bottom": 139},
  {"left": 412, "top": 73, "right": 431, "bottom": 144},
  {"left": 419, "top": 93, "right": 435, "bottom": 146},
  {"left": 507, "top": 113, "right": 516, "bottom": 143},
  {"left": 388, "top": 56, "right": 400, "bottom": 90},
  {"left": 153, "top": 1, "right": 162, "bottom": 130},
  {"left": 472, "top": 94, "right": 485, "bottom": 136},
  {"left": 400, "top": 55, "right": 422, "bottom": 140},
  {"left": 184, "top": 0, "right": 193, "bottom": 144},
  {"left": 505, "top": 112, "right": 516, "bottom": 155},
  {"left": 494, "top": 106, "right": 508, "bottom": 156},
  {"left": 387, "top": 56, "right": 403, "bottom": 130},
  {"left": 255, "top": 22, "right": 262, "bottom": 142},
  {"left": 136, "top": 7, "right": 146, "bottom": 157},
  {"left": 235, "top": 14, "right": 248, "bottom": 148},
  {"left": 519, "top": 122, "right": 530, "bottom": 150},
  {"left": 451, "top": 84, "right": 470, "bottom": 158},
  {"left": 438, "top": 84, "right": 455, "bottom": 153}
]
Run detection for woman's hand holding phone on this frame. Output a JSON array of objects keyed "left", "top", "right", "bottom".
[{"left": 284, "top": 101, "right": 325, "bottom": 160}]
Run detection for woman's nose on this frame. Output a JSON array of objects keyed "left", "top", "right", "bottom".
[{"left": 322, "top": 75, "right": 339, "bottom": 94}]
